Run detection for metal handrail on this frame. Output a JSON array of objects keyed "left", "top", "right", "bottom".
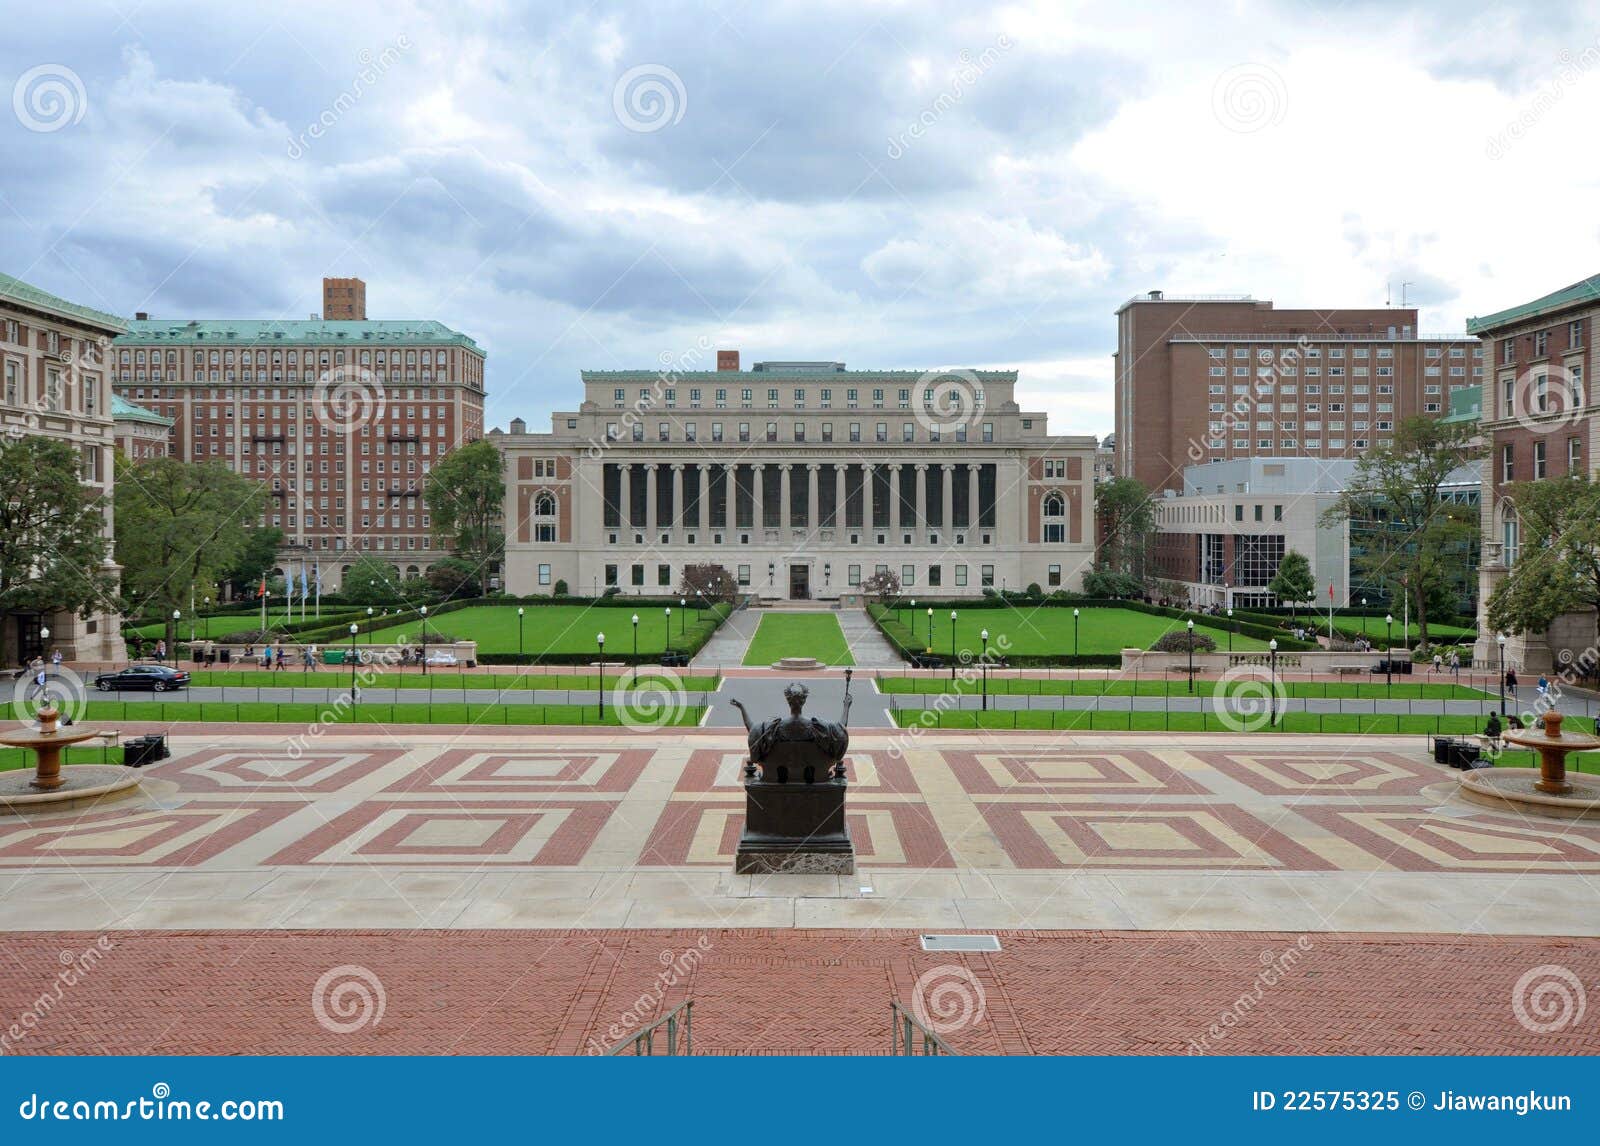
[
  {"left": 604, "top": 1001, "right": 692, "bottom": 1056},
  {"left": 890, "top": 1001, "right": 959, "bottom": 1056}
]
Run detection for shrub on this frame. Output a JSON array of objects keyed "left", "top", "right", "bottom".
[
  {"left": 553, "top": 579, "right": 569, "bottom": 596},
  {"left": 1150, "top": 630, "right": 1217, "bottom": 654}
]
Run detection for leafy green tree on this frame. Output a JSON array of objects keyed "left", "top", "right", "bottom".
[
  {"left": 1486, "top": 475, "right": 1600, "bottom": 644},
  {"left": 425, "top": 556, "right": 479, "bottom": 600},
  {"left": 219, "top": 526, "right": 283, "bottom": 598},
  {"left": 1321, "top": 416, "right": 1482, "bottom": 650},
  {"left": 1081, "top": 568, "right": 1144, "bottom": 598},
  {"left": 0, "top": 436, "right": 119, "bottom": 639},
  {"left": 339, "top": 555, "right": 404, "bottom": 604},
  {"left": 1095, "top": 477, "right": 1155, "bottom": 590},
  {"left": 424, "top": 440, "right": 504, "bottom": 595},
  {"left": 1267, "top": 550, "right": 1316, "bottom": 622},
  {"left": 114, "top": 456, "right": 266, "bottom": 652}
]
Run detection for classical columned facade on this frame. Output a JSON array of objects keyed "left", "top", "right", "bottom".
[{"left": 497, "top": 358, "right": 1096, "bottom": 600}]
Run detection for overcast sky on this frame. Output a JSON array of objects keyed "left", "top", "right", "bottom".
[{"left": 4, "top": 0, "right": 1599, "bottom": 439}]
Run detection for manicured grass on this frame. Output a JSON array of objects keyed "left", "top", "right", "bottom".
[
  {"left": 127, "top": 612, "right": 363, "bottom": 640},
  {"left": 742, "top": 612, "right": 854, "bottom": 666},
  {"left": 881, "top": 605, "right": 1272, "bottom": 657},
  {"left": 888, "top": 708, "right": 1581, "bottom": 737},
  {"left": 0, "top": 746, "right": 123, "bottom": 772},
  {"left": 361, "top": 605, "right": 717, "bottom": 656},
  {"left": 877, "top": 677, "right": 1494, "bottom": 700},
  {"left": 1328, "top": 615, "right": 1476, "bottom": 642},
  {"left": 167, "top": 669, "right": 719, "bottom": 691},
  {"left": 71, "top": 701, "right": 706, "bottom": 727}
]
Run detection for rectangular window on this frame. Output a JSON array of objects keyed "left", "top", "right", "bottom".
[
  {"left": 538, "top": 563, "right": 551, "bottom": 586},
  {"left": 955, "top": 565, "right": 968, "bottom": 587}
]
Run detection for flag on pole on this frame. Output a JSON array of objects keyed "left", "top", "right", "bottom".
[
  {"left": 257, "top": 576, "right": 267, "bottom": 599},
  {"left": 315, "top": 563, "right": 322, "bottom": 619}
]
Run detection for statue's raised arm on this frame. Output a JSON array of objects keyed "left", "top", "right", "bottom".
[
  {"left": 727, "top": 696, "right": 753, "bottom": 734},
  {"left": 840, "top": 668, "right": 854, "bottom": 728}
]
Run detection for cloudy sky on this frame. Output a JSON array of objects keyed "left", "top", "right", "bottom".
[{"left": 3, "top": 0, "right": 1599, "bottom": 438}]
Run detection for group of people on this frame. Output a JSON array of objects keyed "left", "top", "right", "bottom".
[
  {"left": 21, "top": 649, "right": 64, "bottom": 699},
  {"left": 1428, "top": 650, "right": 1464, "bottom": 676}
]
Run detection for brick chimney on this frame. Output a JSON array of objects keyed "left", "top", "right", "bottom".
[
  {"left": 322, "top": 277, "right": 367, "bottom": 321},
  {"left": 717, "top": 349, "right": 740, "bottom": 372}
]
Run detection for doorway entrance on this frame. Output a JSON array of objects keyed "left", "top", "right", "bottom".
[{"left": 788, "top": 565, "right": 810, "bottom": 600}]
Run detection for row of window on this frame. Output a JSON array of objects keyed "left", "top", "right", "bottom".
[
  {"left": 611, "top": 384, "right": 986, "bottom": 410},
  {"left": 1500, "top": 319, "right": 1586, "bottom": 364},
  {"left": 1500, "top": 436, "right": 1583, "bottom": 482},
  {"left": 601, "top": 562, "right": 1005, "bottom": 590},
  {"left": 122, "top": 348, "right": 453, "bottom": 366},
  {"left": 1208, "top": 344, "right": 1480, "bottom": 360},
  {"left": 604, "top": 420, "right": 995, "bottom": 444}
]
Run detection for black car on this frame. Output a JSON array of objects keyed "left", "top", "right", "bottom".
[{"left": 94, "top": 665, "right": 191, "bottom": 692}]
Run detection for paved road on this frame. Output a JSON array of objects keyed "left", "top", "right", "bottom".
[{"left": 705, "top": 673, "right": 895, "bottom": 728}]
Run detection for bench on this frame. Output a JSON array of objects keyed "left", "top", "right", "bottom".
[
  {"left": 1166, "top": 665, "right": 1206, "bottom": 675},
  {"left": 1330, "top": 664, "right": 1368, "bottom": 675}
]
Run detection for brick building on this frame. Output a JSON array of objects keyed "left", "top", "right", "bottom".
[
  {"left": 495, "top": 353, "right": 1097, "bottom": 600},
  {"left": 111, "top": 279, "right": 486, "bottom": 589},
  {"left": 1114, "top": 292, "right": 1483, "bottom": 492},
  {"left": 1469, "top": 274, "right": 1600, "bottom": 672},
  {"left": 0, "top": 272, "right": 127, "bottom": 662},
  {"left": 111, "top": 394, "right": 173, "bottom": 459}
]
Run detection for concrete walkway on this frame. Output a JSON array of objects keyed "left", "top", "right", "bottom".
[
  {"left": 691, "top": 605, "right": 760, "bottom": 669},
  {"left": 706, "top": 672, "right": 895, "bottom": 728},
  {"left": 838, "top": 608, "right": 905, "bottom": 668}
]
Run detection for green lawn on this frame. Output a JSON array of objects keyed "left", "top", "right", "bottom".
[
  {"left": 127, "top": 613, "right": 362, "bottom": 640},
  {"left": 887, "top": 708, "right": 1561, "bottom": 737},
  {"left": 1329, "top": 615, "right": 1477, "bottom": 642},
  {"left": 743, "top": 612, "right": 854, "bottom": 666},
  {"left": 171, "top": 669, "right": 718, "bottom": 691},
  {"left": 0, "top": 746, "right": 123, "bottom": 772},
  {"left": 877, "top": 677, "right": 1494, "bottom": 700},
  {"left": 64, "top": 701, "right": 706, "bottom": 727},
  {"left": 360, "top": 605, "right": 717, "bottom": 656},
  {"left": 882, "top": 605, "right": 1273, "bottom": 656}
]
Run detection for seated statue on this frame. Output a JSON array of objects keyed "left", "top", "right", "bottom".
[{"left": 729, "top": 681, "right": 850, "bottom": 783}]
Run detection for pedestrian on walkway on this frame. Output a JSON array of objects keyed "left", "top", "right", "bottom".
[
  {"left": 1506, "top": 667, "right": 1518, "bottom": 692},
  {"left": 1431, "top": 651, "right": 1442, "bottom": 674},
  {"left": 50, "top": 648, "right": 62, "bottom": 677},
  {"left": 274, "top": 644, "right": 286, "bottom": 672},
  {"left": 155, "top": 639, "right": 166, "bottom": 663},
  {"left": 25, "top": 657, "right": 46, "bottom": 700},
  {"left": 1448, "top": 650, "right": 1460, "bottom": 677}
]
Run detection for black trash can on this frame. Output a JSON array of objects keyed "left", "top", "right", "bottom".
[
  {"left": 122, "top": 735, "right": 170, "bottom": 768},
  {"left": 218, "top": 648, "right": 231, "bottom": 664}
]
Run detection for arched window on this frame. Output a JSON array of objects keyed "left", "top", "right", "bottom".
[
  {"left": 1042, "top": 493, "right": 1065, "bottom": 543},
  {"left": 534, "top": 492, "right": 557, "bottom": 516},
  {"left": 1042, "top": 493, "right": 1064, "bottom": 517}
]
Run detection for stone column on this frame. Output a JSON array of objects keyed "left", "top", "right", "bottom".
[
  {"left": 629, "top": 464, "right": 643, "bottom": 529},
  {"left": 914, "top": 463, "right": 928, "bottom": 534},
  {"left": 967, "top": 463, "right": 980, "bottom": 531},
  {"left": 941, "top": 463, "right": 954, "bottom": 532},
  {"left": 670, "top": 463, "right": 684, "bottom": 532},
  {"left": 697, "top": 463, "right": 711, "bottom": 533},
  {"left": 888, "top": 463, "right": 903, "bottom": 532},
  {"left": 833, "top": 463, "right": 845, "bottom": 529},
  {"left": 752, "top": 464, "right": 765, "bottom": 530},
  {"left": 644, "top": 463, "right": 658, "bottom": 536},
  {"left": 862, "top": 463, "right": 875, "bottom": 534},
  {"left": 721, "top": 463, "right": 735, "bottom": 529},
  {"left": 778, "top": 463, "right": 792, "bottom": 530},
  {"left": 806, "top": 463, "right": 820, "bottom": 532}
]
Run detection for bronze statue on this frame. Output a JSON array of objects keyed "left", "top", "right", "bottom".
[{"left": 728, "top": 674, "right": 851, "bottom": 781}]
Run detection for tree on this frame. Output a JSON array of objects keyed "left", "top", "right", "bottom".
[
  {"left": 114, "top": 456, "right": 266, "bottom": 653},
  {"left": 677, "top": 563, "right": 738, "bottom": 606},
  {"left": 1486, "top": 475, "right": 1600, "bottom": 646},
  {"left": 0, "top": 436, "right": 119, "bottom": 638},
  {"left": 339, "top": 555, "right": 403, "bottom": 604},
  {"left": 1320, "top": 416, "right": 1483, "bottom": 651},
  {"left": 219, "top": 526, "right": 283, "bottom": 598},
  {"left": 1267, "top": 551, "right": 1316, "bottom": 622},
  {"left": 425, "top": 557, "right": 479, "bottom": 600},
  {"left": 1095, "top": 477, "right": 1155, "bottom": 590},
  {"left": 1081, "top": 568, "right": 1143, "bottom": 598},
  {"left": 861, "top": 568, "right": 901, "bottom": 605},
  {"left": 424, "top": 440, "right": 504, "bottom": 595}
]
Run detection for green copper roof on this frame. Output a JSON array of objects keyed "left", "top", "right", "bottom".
[
  {"left": 1438, "top": 384, "right": 1481, "bottom": 425},
  {"left": 110, "top": 394, "right": 174, "bottom": 427},
  {"left": 581, "top": 369, "right": 1018, "bottom": 382},
  {"left": 0, "top": 271, "right": 127, "bottom": 332},
  {"left": 117, "top": 317, "right": 483, "bottom": 354},
  {"left": 1467, "top": 275, "right": 1600, "bottom": 333}
]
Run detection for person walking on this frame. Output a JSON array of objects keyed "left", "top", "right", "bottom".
[
  {"left": 1506, "top": 667, "right": 1518, "bottom": 693},
  {"left": 49, "top": 648, "right": 62, "bottom": 678},
  {"left": 25, "top": 656, "right": 47, "bottom": 701},
  {"left": 1431, "top": 651, "right": 1442, "bottom": 674},
  {"left": 274, "top": 644, "right": 286, "bottom": 672},
  {"left": 1448, "top": 650, "right": 1460, "bottom": 678},
  {"left": 155, "top": 639, "right": 166, "bottom": 664}
]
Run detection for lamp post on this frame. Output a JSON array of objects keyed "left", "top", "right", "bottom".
[
  {"left": 664, "top": 607, "right": 672, "bottom": 652},
  {"left": 926, "top": 606, "right": 933, "bottom": 651},
  {"left": 518, "top": 607, "right": 525, "bottom": 658},
  {"left": 679, "top": 598, "right": 687, "bottom": 636},
  {"left": 1268, "top": 638, "right": 1279, "bottom": 726},
  {"left": 39, "top": 626, "right": 49, "bottom": 676},
  {"left": 1073, "top": 608, "right": 1080, "bottom": 657},
  {"left": 1497, "top": 633, "right": 1507, "bottom": 717},
  {"left": 949, "top": 610, "right": 958, "bottom": 680},
  {"left": 1186, "top": 618, "right": 1195, "bottom": 693},
  {"left": 349, "top": 623, "right": 359, "bottom": 695},
  {"left": 366, "top": 606, "right": 374, "bottom": 644},
  {"left": 1226, "top": 607, "right": 1234, "bottom": 655},
  {"left": 980, "top": 628, "right": 990, "bottom": 711},
  {"left": 597, "top": 633, "right": 606, "bottom": 719},
  {"left": 632, "top": 613, "right": 640, "bottom": 661},
  {"left": 419, "top": 605, "right": 429, "bottom": 676},
  {"left": 1385, "top": 614, "right": 1394, "bottom": 697}
]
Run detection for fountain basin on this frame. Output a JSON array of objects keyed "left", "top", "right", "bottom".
[{"left": 0, "top": 764, "right": 141, "bottom": 814}]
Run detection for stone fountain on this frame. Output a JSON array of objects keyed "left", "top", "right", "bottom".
[
  {"left": 0, "top": 703, "right": 138, "bottom": 812},
  {"left": 1458, "top": 709, "right": 1600, "bottom": 820}
]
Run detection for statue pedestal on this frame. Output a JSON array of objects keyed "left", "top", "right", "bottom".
[{"left": 735, "top": 766, "right": 854, "bottom": 875}]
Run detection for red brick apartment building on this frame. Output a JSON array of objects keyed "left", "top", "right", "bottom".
[
  {"left": 1114, "top": 292, "right": 1483, "bottom": 492},
  {"left": 111, "top": 279, "right": 486, "bottom": 587}
]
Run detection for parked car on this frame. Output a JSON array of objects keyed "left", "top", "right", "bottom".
[
  {"left": 659, "top": 652, "right": 690, "bottom": 667},
  {"left": 94, "top": 665, "right": 191, "bottom": 692}
]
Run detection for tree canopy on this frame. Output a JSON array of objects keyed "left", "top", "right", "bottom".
[
  {"left": 1267, "top": 550, "right": 1316, "bottom": 620},
  {"left": 1486, "top": 474, "right": 1600, "bottom": 644},
  {"left": 0, "top": 435, "right": 119, "bottom": 629},
  {"left": 1095, "top": 477, "right": 1155, "bottom": 589},
  {"left": 424, "top": 439, "right": 505, "bottom": 595}
]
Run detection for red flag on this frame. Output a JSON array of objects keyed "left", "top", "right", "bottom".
[
  {"left": 258, "top": 577, "right": 267, "bottom": 599},
  {"left": 1328, "top": 583, "right": 1334, "bottom": 600}
]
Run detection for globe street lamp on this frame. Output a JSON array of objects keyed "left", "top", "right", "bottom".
[
  {"left": 349, "top": 623, "right": 359, "bottom": 695},
  {"left": 1385, "top": 613, "right": 1394, "bottom": 697},
  {"left": 664, "top": 607, "right": 672, "bottom": 654},
  {"left": 949, "top": 610, "right": 958, "bottom": 680},
  {"left": 980, "top": 628, "right": 990, "bottom": 712},
  {"left": 517, "top": 606, "right": 525, "bottom": 658},
  {"left": 679, "top": 598, "right": 687, "bottom": 636},
  {"left": 419, "top": 605, "right": 429, "bottom": 677},
  {"left": 366, "top": 606, "right": 374, "bottom": 644},
  {"left": 926, "top": 606, "right": 934, "bottom": 652},
  {"left": 632, "top": 613, "right": 640, "bottom": 661},
  {"left": 1497, "top": 633, "right": 1507, "bottom": 717},
  {"left": 39, "top": 626, "right": 49, "bottom": 676},
  {"left": 1186, "top": 618, "right": 1195, "bottom": 693},
  {"left": 596, "top": 633, "right": 606, "bottom": 719},
  {"left": 1226, "top": 607, "right": 1234, "bottom": 655},
  {"left": 1073, "top": 608, "right": 1080, "bottom": 657},
  {"left": 1268, "top": 638, "right": 1279, "bottom": 727}
]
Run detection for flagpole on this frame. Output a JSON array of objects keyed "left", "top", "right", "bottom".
[{"left": 315, "top": 562, "right": 321, "bottom": 620}]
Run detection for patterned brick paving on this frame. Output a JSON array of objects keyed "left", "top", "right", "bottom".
[{"left": 3, "top": 929, "right": 1597, "bottom": 1056}]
